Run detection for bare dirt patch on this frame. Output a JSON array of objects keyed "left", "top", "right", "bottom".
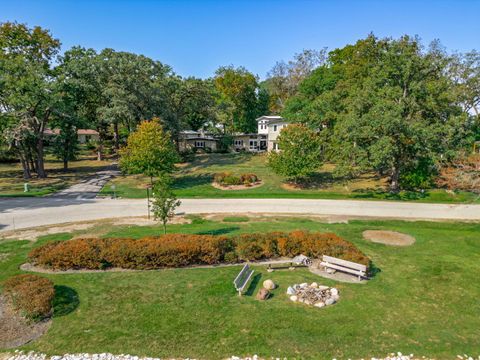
[
  {"left": 0, "top": 296, "right": 51, "bottom": 349},
  {"left": 211, "top": 181, "right": 263, "bottom": 191},
  {"left": 363, "top": 230, "right": 416, "bottom": 246},
  {"left": 111, "top": 216, "right": 190, "bottom": 226},
  {"left": 0, "top": 223, "right": 95, "bottom": 242}
]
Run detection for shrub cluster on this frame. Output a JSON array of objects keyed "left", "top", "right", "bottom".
[
  {"left": 233, "top": 231, "right": 369, "bottom": 265},
  {"left": 214, "top": 172, "right": 260, "bottom": 186},
  {"left": 29, "top": 235, "right": 235, "bottom": 270},
  {"left": 3, "top": 274, "right": 55, "bottom": 321},
  {"left": 29, "top": 231, "right": 368, "bottom": 271}
]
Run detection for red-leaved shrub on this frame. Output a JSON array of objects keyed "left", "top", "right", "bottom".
[
  {"left": 28, "top": 231, "right": 368, "bottom": 270},
  {"left": 3, "top": 274, "right": 55, "bottom": 321}
]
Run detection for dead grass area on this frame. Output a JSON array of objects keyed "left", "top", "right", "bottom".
[
  {"left": 363, "top": 230, "right": 416, "bottom": 246},
  {"left": 0, "top": 216, "right": 192, "bottom": 242},
  {"left": 0, "top": 295, "right": 51, "bottom": 349}
]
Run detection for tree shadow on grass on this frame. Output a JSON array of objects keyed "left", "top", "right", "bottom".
[
  {"left": 352, "top": 188, "right": 429, "bottom": 201},
  {"left": 53, "top": 285, "right": 79, "bottom": 318},
  {"left": 173, "top": 174, "right": 213, "bottom": 190},
  {"left": 196, "top": 227, "right": 240, "bottom": 235}
]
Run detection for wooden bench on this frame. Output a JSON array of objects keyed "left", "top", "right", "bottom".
[
  {"left": 233, "top": 264, "right": 254, "bottom": 296},
  {"left": 320, "top": 255, "right": 367, "bottom": 280}
]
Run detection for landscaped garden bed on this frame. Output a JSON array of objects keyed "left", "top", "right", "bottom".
[
  {"left": 213, "top": 171, "right": 263, "bottom": 190},
  {"left": 27, "top": 231, "right": 368, "bottom": 271}
]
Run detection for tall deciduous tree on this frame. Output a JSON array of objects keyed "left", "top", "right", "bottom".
[
  {"left": 214, "top": 66, "right": 263, "bottom": 133},
  {"left": 268, "top": 124, "right": 322, "bottom": 182},
  {"left": 265, "top": 49, "right": 327, "bottom": 113},
  {"left": 287, "top": 35, "right": 468, "bottom": 192},
  {"left": 0, "top": 22, "right": 60, "bottom": 178},
  {"left": 119, "top": 119, "right": 179, "bottom": 186}
]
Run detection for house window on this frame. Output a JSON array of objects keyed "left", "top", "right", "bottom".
[
  {"left": 273, "top": 143, "right": 280, "bottom": 150},
  {"left": 273, "top": 125, "right": 277, "bottom": 132},
  {"left": 195, "top": 141, "right": 205, "bottom": 148},
  {"left": 234, "top": 140, "right": 243, "bottom": 146},
  {"left": 249, "top": 140, "right": 258, "bottom": 150}
]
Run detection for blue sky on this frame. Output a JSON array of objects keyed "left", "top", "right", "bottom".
[{"left": 1, "top": 0, "right": 479, "bottom": 79}]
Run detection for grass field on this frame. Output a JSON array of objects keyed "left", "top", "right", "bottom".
[
  {"left": 1, "top": 217, "right": 480, "bottom": 359},
  {"left": 100, "top": 153, "right": 480, "bottom": 204},
  {"left": 0, "top": 150, "right": 113, "bottom": 197}
]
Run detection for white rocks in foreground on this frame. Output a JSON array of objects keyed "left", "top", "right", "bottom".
[{"left": 6, "top": 351, "right": 480, "bottom": 360}]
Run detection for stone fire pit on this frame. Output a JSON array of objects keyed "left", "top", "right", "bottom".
[{"left": 286, "top": 282, "right": 339, "bottom": 308}]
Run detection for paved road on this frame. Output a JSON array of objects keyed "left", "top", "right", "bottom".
[
  {"left": 1, "top": 197, "right": 479, "bottom": 232},
  {"left": 49, "top": 169, "right": 121, "bottom": 199}
]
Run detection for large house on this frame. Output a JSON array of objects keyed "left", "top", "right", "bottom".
[
  {"left": 178, "top": 115, "right": 290, "bottom": 153},
  {"left": 44, "top": 128, "right": 100, "bottom": 144}
]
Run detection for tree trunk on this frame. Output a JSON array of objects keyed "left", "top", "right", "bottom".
[
  {"left": 63, "top": 158, "right": 68, "bottom": 170},
  {"left": 390, "top": 165, "right": 401, "bottom": 193},
  {"left": 163, "top": 221, "right": 167, "bottom": 235},
  {"left": 19, "top": 155, "right": 31, "bottom": 180},
  {"left": 113, "top": 121, "right": 120, "bottom": 152},
  {"left": 35, "top": 137, "right": 47, "bottom": 178}
]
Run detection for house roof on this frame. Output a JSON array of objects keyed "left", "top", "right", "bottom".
[
  {"left": 256, "top": 115, "right": 283, "bottom": 122},
  {"left": 77, "top": 129, "right": 99, "bottom": 135}
]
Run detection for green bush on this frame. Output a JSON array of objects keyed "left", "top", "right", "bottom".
[{"left": 214, "top": 172, "right": 260, "bottom": 186}]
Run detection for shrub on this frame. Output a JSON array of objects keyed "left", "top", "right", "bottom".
[
  {"left": 3, "top": 274, "right": 55, "bottom": 321},
  {"left": 240, "top": 173, "right": 259, "bottom": 184},
  {"left": 214, "top": 172, "right": 259, "bottom": 186},
  {"left": 29, "top": 235, "right": 235, "bottom": 270},
  {"left": 29, "top": 231, "right": 369, "bottom": 270}
]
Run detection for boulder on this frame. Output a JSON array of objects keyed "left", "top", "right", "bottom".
[
  {"left": 325, "top": 298, "right": 335, "bottom": 306},
  {"left": 318, "top": 285, "right": 329, "bottom": 291},
  {"left": 256, "top": 288, "right": 270, "bottom": 301},
  {"left": 330, "top": 288, "right": 339, "bottom": 296},
  {"left": 314, "top": 301, "right": 325, "bottom": 308},
  {"left": 286, "top": 286, "right": 295, "bottom": 295},
  {"left": 310, "top": 282, "right": 318, "bottom": 288},
  {"left": 263, "top": 279, "right": 276, "bottom": 290},
  {"left": 299, "top": 282, "right": 308, "bottom": 288},
  {"left": 290, "top": 295, "right": 298, "bottom": 302}
]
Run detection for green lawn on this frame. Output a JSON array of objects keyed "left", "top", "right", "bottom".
[
  {"left": 0, "top": 149, "right": 113, "bottom": 197},
  {"left": 1, "top": 217, "right": 480, "bottom": 359},
  {"left": 100, "top": 153, "right": 480, "bottom": 204}
]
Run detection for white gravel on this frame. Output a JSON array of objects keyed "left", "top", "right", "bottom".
[{"left": 5, "top": 352, "right": 480, "bottom": 360}]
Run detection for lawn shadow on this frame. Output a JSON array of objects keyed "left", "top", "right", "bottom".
[
  {"left": 173, "top": 174, "right": 212, "bottom": 189},
  {"left": 245, "top": 273, "right": 262, "bottom": 297},
  {"left": 53, "top": 285, "right": 80, "bottom": 318},
  {"left": 196, "top": 227, "right": 240, "bottom": 235},
  {"left": 352, "top": 188, "right": 429, "bottom": 201}
]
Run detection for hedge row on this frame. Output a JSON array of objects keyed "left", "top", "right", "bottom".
[
  {"left": 28, "top": 231, "right": 368, "bottom": 271},
  {"left": 3, "top": 274, "right": 55, "bottom": 321}
]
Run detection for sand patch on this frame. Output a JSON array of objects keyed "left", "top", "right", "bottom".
[
  {"left": 211, "top": 181, "right": 263, "bottom": 191},
  {"left": 0, "top": 223, "right": 95, "bottom": 242},
  {"left": 0, "top": 296, "right": 51, "bottom": 349},
  {"left": 111, "top": 216, "right": 190, "bottom": 226},
  {"left": 363, "top": 230, "right": 416, "bottom": 246}
]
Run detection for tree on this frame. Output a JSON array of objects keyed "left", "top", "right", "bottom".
[
  {"left": 284, "top": 35, "right": 470, "bottom": 192},
  {"left": 266, "top": 49, "right": 327, "bottom": 113},
  {"left": 267, "top": 124, "right": 322, "bottom": 182},
  {"left": 119, "top": 119, "right": 179, "bottom": 186},
  {"left": 0, "top": 22, "right": 61, "bottom": 178},
  {"left": 214, "top": 66, "right": 263, "bottom": 133},
  {"left": 151, "top": 175, "right": 181, "bottom": 234}
]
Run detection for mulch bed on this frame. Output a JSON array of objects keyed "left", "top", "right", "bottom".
[{"left": 0, "top": 295, "right": 51, "bottom": 349}]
